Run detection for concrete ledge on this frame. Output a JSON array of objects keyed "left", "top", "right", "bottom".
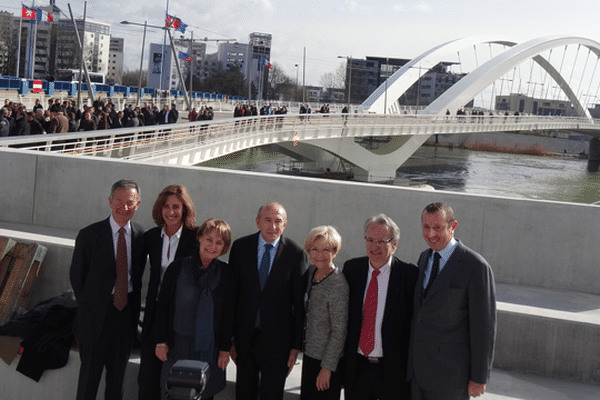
[{"left": 495, "top": 283, "right": 600, "bottom": 383}]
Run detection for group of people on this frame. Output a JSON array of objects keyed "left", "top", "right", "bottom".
[
  {"left": 233, "top": 103, "right": 290, "bottom": 118},
  {"left": 187, "top": 106, "right": 215, "bottom": 122},
  {"left": 69, "top": 179, "right": 496, "bottom": 400},
  {"left": 0, "top": 97, "right": 182, "bottom": 137}
]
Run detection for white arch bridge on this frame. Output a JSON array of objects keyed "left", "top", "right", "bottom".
[{"left": 3, "top": 35, "right": 600, "bottom": 181}]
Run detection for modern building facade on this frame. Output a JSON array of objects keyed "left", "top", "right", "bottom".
[
  {"left": 344, "top": 56, "right": 466, "bottom": 107},
  {"left": 147, "top": 39, "right": 206, "bottom": 91},
  {"left": 107, "top": 37, "right": 124, "bottom": 84},
  {"left": 495, "top": 93, "right": 573, "bottom": 115}
]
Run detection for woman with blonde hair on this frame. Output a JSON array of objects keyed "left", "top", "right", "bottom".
[{"left": 301, "top": 226, "right": 349, "bottom": 400}]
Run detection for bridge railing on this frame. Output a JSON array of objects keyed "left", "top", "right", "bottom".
[{"left": 0, "top": 113, "right": 597, "bottom": 163}]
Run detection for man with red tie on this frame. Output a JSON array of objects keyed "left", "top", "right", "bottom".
[
  {"left": 343, "top": 214, "right": 418, "bottom": 400},
  {"left": 70, "top": 179, "right": 145, "bottom": 400}
]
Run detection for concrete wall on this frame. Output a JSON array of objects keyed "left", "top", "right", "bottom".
[{"left": 1, "top": 147, "right": 599, "bottom": 298}]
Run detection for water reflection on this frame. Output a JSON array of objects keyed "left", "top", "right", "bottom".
[{"left": 397, "top": 146, "right": 600, "bottom": 204}]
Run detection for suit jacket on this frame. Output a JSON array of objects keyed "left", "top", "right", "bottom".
[
  {"left": 139, "top": 226, "right": 197, "bottom": 341},
  {"left": 70, "top": 217, "right": 145, "bottom": 345},
  {"left": 343, "top": 256, "right": 417, "bottom": 399},
  {"left": 407, "top": 241, "right": 496, "bottom": 393},
  {"left": 230, "top": 232, "right": 308, "bottom": 367}
]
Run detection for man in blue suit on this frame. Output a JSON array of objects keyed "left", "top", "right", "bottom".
[{"left": 408, "top": 202, "right": 496, "bottom": 400}]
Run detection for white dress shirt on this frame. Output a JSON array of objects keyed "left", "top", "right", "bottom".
[{"left": 358, "top": 256, "right": 392, "bottom": 358}]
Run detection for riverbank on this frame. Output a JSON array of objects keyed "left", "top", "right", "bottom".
[{"left": 425, "top": 131, "right": 590, "bottom": 157}]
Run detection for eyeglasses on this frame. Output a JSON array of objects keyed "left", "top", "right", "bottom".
[
  {"left": 364, "top": 236, "right": 394, "bottom": 245},
  {"left": 309, "top": 248, "right": 333, "bottom": 256}
]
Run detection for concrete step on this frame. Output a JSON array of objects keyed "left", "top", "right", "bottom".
[{"left": 495, "top": 283, "right": 600, "bottom": 384}]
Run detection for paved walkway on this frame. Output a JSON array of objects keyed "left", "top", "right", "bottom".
[{"left": 214, "top": 357, "right": 599, "bottom": 400}]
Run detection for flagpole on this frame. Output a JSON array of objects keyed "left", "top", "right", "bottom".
[
  {"left": 166, "top": 28, "right": 190, "bottom": 111},
  {"left": 136, "top": 20, "right": 147, "bottom": 107},
  {"left": 27, "top": 2, "right": 35, "bottom": 79},
  {"left": 160, "top": 0, "right": 169, "bottom": 94},
  {"left": 189, "top": 30, "right": 193, "bottom": 97},
  {"left": 16, "top": 7, "right": 23, "bottom": 78},
  {"left": 31, "top": 4, "right": 39, "bottom": 79}
]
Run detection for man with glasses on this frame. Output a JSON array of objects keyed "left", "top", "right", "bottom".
[{"left": 343, "top": 214, "right": 418, "bottom": 400}]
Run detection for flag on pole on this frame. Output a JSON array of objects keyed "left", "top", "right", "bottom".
[
  {"left": 35, "top": 8, "right": 43, "bottom": 22},
  {"left": 21, "top": 5, "right": 36, "bottom": 19},
  {"left": 178, "top": 51, "right": 193, "bottom": 62},
  {"left": 262, "top": 57, "right": 272, "bottom": 69},
  {"left": 165, "top": 14, "right": 187, "bottom": 34}
]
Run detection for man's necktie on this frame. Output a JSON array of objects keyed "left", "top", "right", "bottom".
[
  {"left": 114, "top": 227, "right": 128, "bottom": 311},
  {"left": 423, "top": 252, "right": 441, "bottom": 299},
  {"left": 359, "top": 269, "right": 380, "bottom": 356},
  {"left": 258, "top": 244, "right": 273, "bottom": 290}
]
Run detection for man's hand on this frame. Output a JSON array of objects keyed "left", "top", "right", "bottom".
[
  {"left": 468, "top": 381, "right": 486, "bottom": 397},
  {"left": 155, "top": 344, "right": 168, "bottom": 362},
  {"left": 316, "top": 368, "right": 331, "bottom": 391},
  {"left": 229, "top": 343, "right": 237, "bottom": 365},
  {"left": 287, "top": 349, "right": 299, "bottom": 376},
  {"left": 218, "top": 351, "right": 230, "bottom": 371}
]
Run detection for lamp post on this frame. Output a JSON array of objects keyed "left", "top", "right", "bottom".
[
  {"left": 338, "top": 55, "right": 352, "bottom": 111},
  {"left": 294, "top": 63, "right": 299, "bottom": 101}
]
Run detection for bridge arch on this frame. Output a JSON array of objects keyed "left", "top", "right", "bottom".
[
  {"left": 362, "top": 36, "right": 517, "bottom": 114},
  {"left": 423, "top": 36, "right": 600, "bottom": 119}
]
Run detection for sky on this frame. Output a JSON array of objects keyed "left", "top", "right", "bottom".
[{"left": 4, "top": 0, "right": 600, "bottom": 86}]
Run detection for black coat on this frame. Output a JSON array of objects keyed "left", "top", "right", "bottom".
[
  {"left": 229, "top": 232, "right": 308, "bottom": 367},
  {"left": 139, "top": 226, "right": 197, "bottom": 341},
  {"left": 343, "top": 256, "right": 418, "bottom": 399}
]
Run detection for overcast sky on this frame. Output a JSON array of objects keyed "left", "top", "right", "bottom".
[{"left": 6, "top": 0, "right": 600, "bottom": 86}]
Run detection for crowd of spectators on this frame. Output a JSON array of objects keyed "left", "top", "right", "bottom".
[
  {"left": 233, "top": 103, "right": 288, "bottom": 118},
  {"left": 0, "top": 97, "right": 185, "bottom": 137}
]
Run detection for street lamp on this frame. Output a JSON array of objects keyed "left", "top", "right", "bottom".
[
  {"left": 294, "top": 63, "right": 299, "bottom": 101},
  {"left": 338, "top": 55, "right": 352, "bottom": 111}
]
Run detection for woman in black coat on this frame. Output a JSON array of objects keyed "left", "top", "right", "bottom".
[
  {"left": 155, "top": 219, "right": 235, "bottom": 400},
  {"left": 137, "top": 184, "right": 198, "bottom": 400}
]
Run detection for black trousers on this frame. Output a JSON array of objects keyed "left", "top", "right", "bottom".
[
  {"left": 344, "top": 355, "right": 390, "bottom": 400},
  {"left": 235, "top": 329, "right": 288, "bottom": 400},
  {"left": 76, "top": 302, "right": 134, "bottom": 400},
  {"left": 138, "top": 325, "right": 163, "bottom": 400},
  {"left": 300, "top": 354, "right": 342, "bottom": 400}
]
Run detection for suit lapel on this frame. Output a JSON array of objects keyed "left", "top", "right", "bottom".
[
  {"left": 382, "top": 257, "right": 401, "bottom": 323},
  {"left": 97, "top": 218, "right": 116, "bottom": 273},
  {"left": 263, "top": 235, "right": 286, "bottom": 291},
  {"left": 425, "top": 242, "right": 466, "bottom": 300}
]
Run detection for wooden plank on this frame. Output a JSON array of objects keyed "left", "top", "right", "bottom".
[
  {"left": 0, "top": 237, "right": 16, "bottom": 259},
  {"left": 0, "top": 242, "right": 47, "bottom": 325}
]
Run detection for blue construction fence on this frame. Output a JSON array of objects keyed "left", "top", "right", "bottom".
[{"left": 0, "top": 76, "right": 247, "bottom": 102}]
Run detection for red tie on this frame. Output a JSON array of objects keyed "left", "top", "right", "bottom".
[
  {"left": 359, "top": 269, "right": 380, "bottom": 356},
  {"left": 114, "top": 227, "right": 128, "bottom": 311}
]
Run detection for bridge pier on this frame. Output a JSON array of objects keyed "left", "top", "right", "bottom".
[{"left": 588, "top": 137, "right": 600, "bottom": 172}]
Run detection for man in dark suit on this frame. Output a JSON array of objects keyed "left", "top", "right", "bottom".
[
  {"left": 343, "top": 214, "right": 418, "bottom": 400},
  {"left": 70, "top": 179, "right": 145, "bottom": 400},
  {"left": 408, "top": 202, "right": 496, "bottom": 400},
  {"left": 229, "top": 202, "right": 308, "bottom": 400}
]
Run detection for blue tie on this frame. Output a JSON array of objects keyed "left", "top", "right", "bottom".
[
  {"left": 423, "top": 252, "right": 441, "bottom": 299},
  {"left": 259, "top": 244, "right": 273, "bottom": 290}
]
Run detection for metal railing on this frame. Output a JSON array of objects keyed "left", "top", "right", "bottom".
[{"left": 1, "top": 113, "right": 598, "bottom": 165}]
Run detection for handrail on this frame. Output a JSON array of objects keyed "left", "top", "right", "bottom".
[{"left": 1, "top": 114, "right": 598, "bottom": 164}]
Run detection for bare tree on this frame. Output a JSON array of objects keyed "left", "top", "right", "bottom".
[
  {"left": 122, "top": 69, "right": 148, "bottom": 87},
  {"left": 320, "top": 62, "right": 346, "bottom": 90}
]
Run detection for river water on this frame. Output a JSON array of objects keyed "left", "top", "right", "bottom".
[
  {"left": 200, "top": 146, "right": 600, "bottom": 205},
  {"left": 395, "top": 146, "right": 600, "bottom": 204}
]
